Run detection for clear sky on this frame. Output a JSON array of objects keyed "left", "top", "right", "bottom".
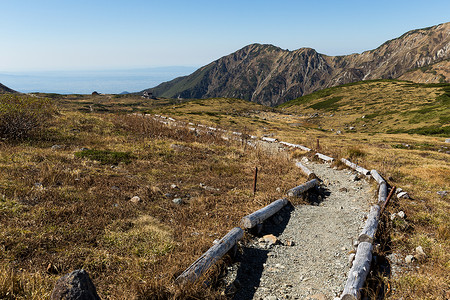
[{"left": 1, "top": 0, "right": 449, "bottom": 72}]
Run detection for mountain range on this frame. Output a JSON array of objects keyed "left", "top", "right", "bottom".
[{"left": 142, "top": 22, "right": 450, "bottom": 106}]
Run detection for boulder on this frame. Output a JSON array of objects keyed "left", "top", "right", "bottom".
[{"left": 50, "top": 269, "right": 100, "bottom": 300}]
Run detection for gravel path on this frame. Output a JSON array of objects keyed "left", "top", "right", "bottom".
[{"left": 224, "top": 160, "right": 372, "bottom": 300}]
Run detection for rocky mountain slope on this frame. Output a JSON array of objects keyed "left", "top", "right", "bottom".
[
  {"left": 142, "top": 22, "right": 450, "bottom": 106},
  {"left": 398, "top": 59, "right": 449, "bottom": 83},
  {"left": 0, "top": 83, "right": 17, "bottom": 94}
]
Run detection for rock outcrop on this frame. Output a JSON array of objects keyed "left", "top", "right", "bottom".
[
  {"left": 143, "top": 22, "right": 450, "bottom": 106},
  {"left": 50, "top": 269, "right": 101, "bottom": 300}
]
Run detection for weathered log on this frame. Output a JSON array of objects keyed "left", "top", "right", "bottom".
[
  {"left": 279, "top": 141, "right": 311, "bottom": 152},
  {"left": 340, "top": 158, "right": 370, "bottom": 175},
  {"left": 175, "top": 227, "right": 244, "bottom": 285},
  {"left": 370, "top": 170, "right": 385, "bottom": 185},
  {"left": 340, "top": 242, "right": 373, "bottom": 300},
  {"left": 295, "top": 162, "right": 314, "bottom": 176},
  {"left": 358, "top": 205, "right": 380, "bottom": 244},
  {"left": 240, "top": 198, "right": 288, "bottom": 229},
  {"left": 261, "top": 136, "right": 278, "bottom": 143},
  {"left": 378, "top": 182, "right": 388, "bottom": 204},
  {"left": 287, "top": 179, "right": 319, "bottom": 197},
  {"left": 315, "top": 152, "right": 334, "bottom": 162}
]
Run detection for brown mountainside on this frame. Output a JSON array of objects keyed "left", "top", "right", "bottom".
[{"left": 144, "top": 22, "right": 450, "bottom": 106}]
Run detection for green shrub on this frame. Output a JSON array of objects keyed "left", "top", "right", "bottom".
[
  {"left": 0, "top": 95, "right": 55, "bottom": 140},
  {"left": 75, "top": 149, "right": 134, "bottom": 165}
]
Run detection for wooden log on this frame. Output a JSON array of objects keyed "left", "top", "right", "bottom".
[
  {"left": 295, "top": 162, "right": 315, "bottom": 178},
  {"left": 340, "top": 158, "right": 370, "bottom": 175},
  {"left": 279, "top": 141, "right": 312, "bottom": 152},
  {"left": 370, "top": 169, "right": 385, "bottom": 185},
  {"left": 261, "top": 137, "right": 278, "bottom": 143},
  {"left": 287, "top": 179, "right": 319, "bottom": 197},
  {"left": 340, "top": 241, "right": 373, "bottom": 300},
  {"left": 240, "top": 198, "right": 288, "bottom": 229},
  {"left": 175, "top": 227, "right": 244, "bottom": 285},
  {"left": 358, "top": 205, "right": 380, "bottom": 244},
  {"left": 315, "top": 152, "right": 334, "bottom": 162},
  {"left": 378, "top": 182, "right": 388, "bottom": 204}
]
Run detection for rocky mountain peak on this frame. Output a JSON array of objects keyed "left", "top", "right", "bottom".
[{"left": 144, "top": 22, "right": 450, "bottom": 106}]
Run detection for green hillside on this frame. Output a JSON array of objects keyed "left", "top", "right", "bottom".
[{"left": 279, "top": 79, "right": 450, "bottom": 136}]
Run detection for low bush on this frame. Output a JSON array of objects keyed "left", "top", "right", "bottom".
[
  {"left": 0, "top": 94, "right": 55, "bottom": 140},
  {"left": 75, "top": 149, "right": 134, "bottom": 164}
]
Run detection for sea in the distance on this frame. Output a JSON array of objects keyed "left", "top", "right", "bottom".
[{"left": 0, "top": 66, "right": 197, "bottom": 94}]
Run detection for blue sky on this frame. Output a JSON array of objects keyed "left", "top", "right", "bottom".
[{"left": 1, "top": 0, "right": 449, "bottom": 71}]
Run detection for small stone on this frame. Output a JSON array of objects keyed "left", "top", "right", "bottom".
[
  {"left": 34, "top": 182, "right": 44, "bottom": 190},
  {"left": 437, "top": 190, "right": 448, "bottom": 197},
  {"left": 414, "top": 246, "right": 427, "bottom": 261},
  {"left": 285, "top": 240, "right": 295, "bottom": 247},
  {"left": 130, "top": 196, "right": 141, "bottom": 203},
  {"left": 51, "top": 145, "right": 63, "bottom": 150},
  {"left": 172, "top": 198, "right": 183, "bottom": 205},
  {"left": 164, "top": 193, "right": 173, "bottom": 198},
  {"left": 50, "top": 269, "right": 100, "bottom": 300},
  {"left": 348, "top": 253, "right": 356, "bottom": 265},
  {"left": 170, "top": 184, "right": 179, "bottom": 189},
  {"left": 397, "top": 211, "right": 406, "bottom": 219},
  {"left": 396, "top": 187, "right": 403, "bottom": 194},
  {"left": 390, "top": 213, "right": 397, "bottom": 221},
  {"left": 336, "top": 130, "right": 342, "bottom": 135},
  {"left": 405, "top": 254, "right": 415, "bottom": 264},
  {"left": 276, "top": 187, "right": 282, "bottom": 193},
  {"left": 80, "top": 147, "right": 90, "bottom": 151},
  {"left": 301, "top": 157, "right": 309, "bottom": 163},
  {"left": 339, "top": 187, "right": 348, "bottom": 192},
  {"left": 397, "top": 191, "right": 410, "bottom": 199},
  {"left": 263, "top": 234, "right": 278, "bottom": 245}
]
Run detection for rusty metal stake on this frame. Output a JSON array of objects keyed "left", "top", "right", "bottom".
[
  {"left": 253, "top": 167, "right": 258, "bottom": 195},
  {"left": 316, "top": 138, "right": 320, "bottom": 151},
  {"left": 381, "top": 186, "right": 396, "bottom": 215}
]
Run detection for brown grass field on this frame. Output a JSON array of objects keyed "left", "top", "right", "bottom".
[{"left": 0, "top": 79, "right": 449, "bottom": 299}]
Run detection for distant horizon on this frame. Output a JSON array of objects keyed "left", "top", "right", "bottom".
[{"left": 0, "top": 66, "right": 198, "bottom": 94}]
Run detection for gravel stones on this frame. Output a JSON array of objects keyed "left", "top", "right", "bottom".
[{"left": 225, "top": 161, "right": 370, "bottom": 299}]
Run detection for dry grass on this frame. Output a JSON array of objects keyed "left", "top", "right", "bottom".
[
  {"left": 0, "top": 108, "right": 305, "bottom": 299},
  {"left": 1, "top": 84, "right": 449, "bottom": 299}
]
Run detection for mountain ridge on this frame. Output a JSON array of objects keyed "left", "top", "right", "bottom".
[
  {"left": 0, "top": 83, "right": 17, "bottom": 94},
  {"left": 142, "top": 22, "right": 450, "bottom": 106}
]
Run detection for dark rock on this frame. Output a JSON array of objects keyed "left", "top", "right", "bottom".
[{"left": 50, "top": 269, "right": 101, "bottom": 300}]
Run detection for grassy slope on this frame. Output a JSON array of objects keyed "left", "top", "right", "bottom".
[
  {"left": 280, "top": 79, "right": 450, "bottom": 136},
  {"left": 1, "top": 82, "right": 449, "bottom": 299},
  {"left": 0, "top": 95, "right": 304, "bottom": 299}
]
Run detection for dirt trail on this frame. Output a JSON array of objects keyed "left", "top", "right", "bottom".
[{"left": 225, "top": 160, "right": 372, "bottom": 300}]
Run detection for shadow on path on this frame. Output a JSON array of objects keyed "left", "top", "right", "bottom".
[{"left": 230, "top": 204, "right": 294, "bottom": 300}]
